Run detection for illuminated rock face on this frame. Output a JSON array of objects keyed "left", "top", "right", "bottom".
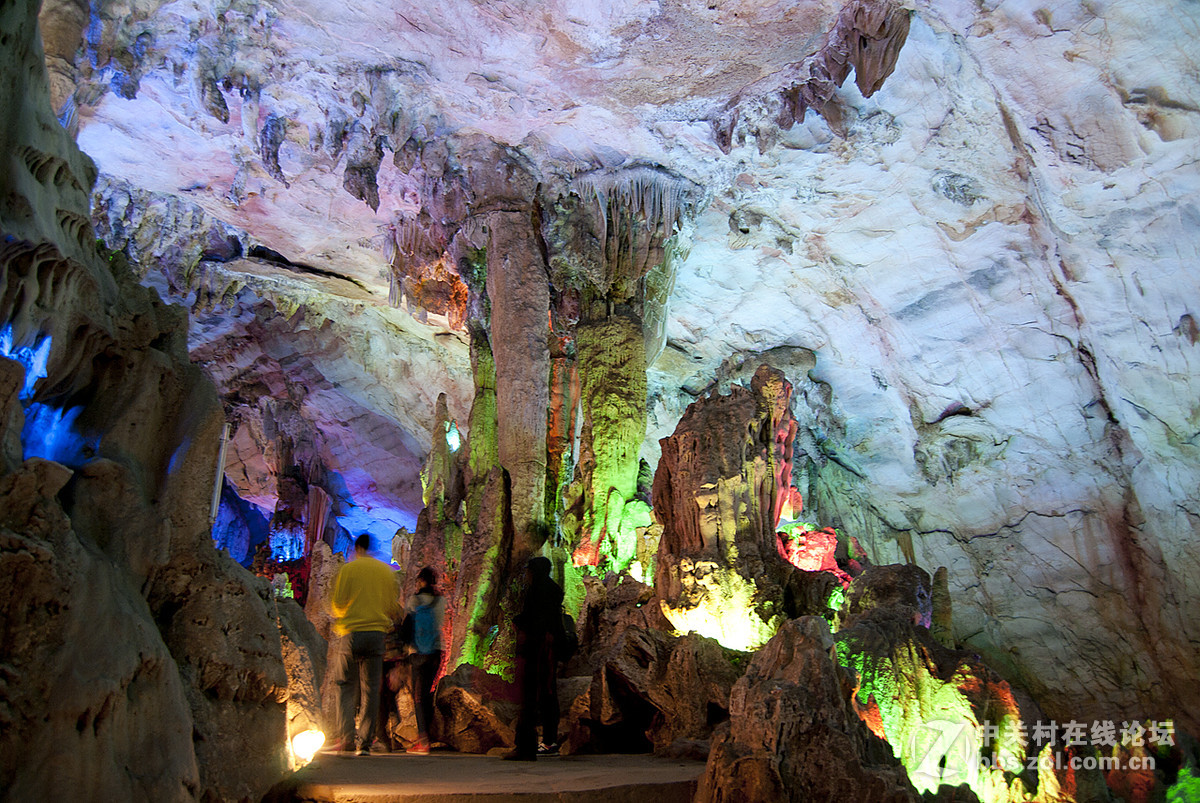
[
  {"left": 91, "top": 176, "right": 475, "bottom": 555},
  {"left": 25, "top": 0, "right": 1200, "bottom": 766},
  {"left": 653, "top": 365, "right": 798, "bottom": 650},
  {"left": 0, "top": 3, "right": 311, "bottom": 797},
  {"left": 654, "top": 4, "right": 1200, "bottom": 734},
  {"left": 835, "top": 606, "right": 1026, "bottom": 801},
  {"left": 697, "top": 616, "right": 919, "bottom": 803}
]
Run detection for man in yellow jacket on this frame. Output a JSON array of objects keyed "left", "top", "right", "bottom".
[{"left": 329, "top": 533, "right": 400, "bottom": 755}]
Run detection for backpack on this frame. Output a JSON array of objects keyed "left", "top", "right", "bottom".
[
  {"left": 554, "top": 612, "right": 578, "bottom": 663},
  {"left": 410, "top": 599, "right": 439, "bottom": 654}
]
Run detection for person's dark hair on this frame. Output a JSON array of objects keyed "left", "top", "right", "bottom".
[
  {"left": 527, "top": 556, "right": 551, "bottom": 578},
  {"left": 417, "top": 566, "right": 438, "bottom": 586},
  {"left": 355, "top": 533, "right": 371, "bottom": 552}
]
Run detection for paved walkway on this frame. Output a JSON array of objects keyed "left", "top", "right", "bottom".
[{"left": 282, "top": 752, "right": 705, "bottom": 803}]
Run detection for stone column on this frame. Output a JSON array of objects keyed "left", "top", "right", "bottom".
[{"left": 485, "top": 211, "right": 549, "bottom": 558}]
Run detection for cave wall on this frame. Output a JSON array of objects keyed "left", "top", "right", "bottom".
[
  {"left": 91, "top": 178, "right": 476, "bottom": 557},
  {"left": 0, "top": 0, "right": 298, "bottom": 797},
  {"left": 656, "top": 4, "right": 1200, "bottom": 731}
]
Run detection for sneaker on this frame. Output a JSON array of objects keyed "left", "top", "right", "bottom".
[
  {"left": 537, "top": 742, "right": 559, "bottom": 756},
  {"left": 409, "top": 741, "right": 430, "bottom": 755},
  {"left": 355, "top": 745, "right": 370, "bottom": 756}
]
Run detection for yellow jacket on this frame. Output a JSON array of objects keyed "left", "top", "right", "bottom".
[{"left": 331, "top": 555, "right": 400, "bottom": 635}]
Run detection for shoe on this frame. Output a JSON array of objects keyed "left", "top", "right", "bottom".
[
  {"left": 355, "top": 746, "right": 369, "bottom": 756},
  {"left": 409, "top": 740, "right": 430, "bottom": 755},
  {"left": 537, "top": 742, "right": 559, "bottom": 756}
]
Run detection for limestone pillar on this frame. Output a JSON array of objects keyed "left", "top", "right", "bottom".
[{"left": 485, "top": 211, "right": 549, "bottom": 557}]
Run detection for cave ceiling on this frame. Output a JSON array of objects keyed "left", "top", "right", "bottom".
[{"left": 64, "top": 0, "right": 854, "bottom": 291}]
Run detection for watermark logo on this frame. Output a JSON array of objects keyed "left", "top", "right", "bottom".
[
  {"left": 905, "top": 719, "right": 981, "bottom": 790},
  {"left": 902, "top": 718, "right": 1167, "bottom": 788}
]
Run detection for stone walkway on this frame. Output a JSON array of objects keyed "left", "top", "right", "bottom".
[{"left": 279, "top": 752, "right": 705, "bottom": 803}]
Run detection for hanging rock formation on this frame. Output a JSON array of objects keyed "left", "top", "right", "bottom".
[
  {"left": 713, "top": 0, "right": 913, "bottom": 150},
  {"left": 549, "top": 167, "right": 697, "bottom": 573}
]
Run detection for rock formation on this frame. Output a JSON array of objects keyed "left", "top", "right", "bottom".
[
  {"left": 653, "top": 365, "right": 800, "bottom": 651},
  {"left": 1, "top": 1, "right": 320, "bottom": 798},
  {"left": 568, "top": 627, "right": 744, "bottom": 757},
  {"left": 697, "top": 616, "right": 921, "bottom": 803}
]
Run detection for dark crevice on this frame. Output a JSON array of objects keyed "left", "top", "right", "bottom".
[
  {"left": 932, "top": 402, "right": 973, "bottom": 424},
  {"left": 247, "top": 245, "right": 368, "bottom": 291}
]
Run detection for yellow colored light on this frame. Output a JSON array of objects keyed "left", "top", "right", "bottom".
[
  {"left": 659, "top": 564, "right": 781, "bottom": 652},
  {"left": 292, "top": 729, "right": 325, "bottom": 764}
]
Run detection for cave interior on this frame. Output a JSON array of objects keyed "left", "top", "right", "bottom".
[{"left": 2, "top": 0, "right": 1199, "bottom": 800}]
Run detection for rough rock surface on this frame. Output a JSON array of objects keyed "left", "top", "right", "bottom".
[
  {"left": 568, "top": 626, "right": 743, "bottom": 756},
  {"left": 0, "top": 1, "right": 312, "bottom": 797},
  {"left": 653, "top": 4, "right": 1200, "bottom": 730},
  {"left": 653, "top": 364, "right": 799, "bottom": 650},
  {"left": 834, "top": 606, "right": 1028, "bottom": 803},
  {"left": 1, "top": 458, "right": 201, "bottom": 802},
  {"left": 277, "top": 598, "right": 327, "bottom": 761},
  {"left": 841, "top": 563, "right": 934, "bottom": 630},
  {"left": 433, "top": 685, "right": 516, "bottom": 755},
  {"left": 696, "top": 616, "right": 920, "bottom": 803},
  {"left": 485, "top": 202, "right": 551, "bottom": 550}
]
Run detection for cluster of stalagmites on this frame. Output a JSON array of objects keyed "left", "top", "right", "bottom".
[
  {"left": 360, "top": 360, "right": 1184, "bottom": 802},
  {"left": 354, "top": 368, "right": 978, "bottom": 802}
]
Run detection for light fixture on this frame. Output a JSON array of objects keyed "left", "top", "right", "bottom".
[{"left": 291, "top": 729, "right": 325, "bottom": 765}]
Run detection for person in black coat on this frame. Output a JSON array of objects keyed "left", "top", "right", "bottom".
[{"left": 509, "top": 555, "right": 564, "bottom": 760}]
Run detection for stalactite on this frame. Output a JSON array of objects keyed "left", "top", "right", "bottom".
[
  {"left": 713, "top": 0, "right": 912, "bottom": 152},
  {"left": 573, "top": 166, "right": 693, "bottom": 271}
]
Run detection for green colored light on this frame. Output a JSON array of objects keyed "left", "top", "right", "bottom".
[
  {"left": 1168, "top": 765, "right": 1200, "bottom": 803},
  {"left": 834, "top": 634, "right": 1026, "bottom": 802},
  {"left": 824, "top": 584, "right": 846, "bottom": 630}
]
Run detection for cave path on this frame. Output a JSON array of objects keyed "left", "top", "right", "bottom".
[{"left": 284, "top": 752, "right": 704, "bottom": 802}]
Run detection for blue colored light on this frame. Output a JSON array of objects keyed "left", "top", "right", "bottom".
[
  {"left": 446, "top": 421, "right": 461, "bottom": 452},
  {"left": 167, "top": 436, "right": 191, "bottom": 475},
  {"left": 22, "top": 403, "right": 94, "bottom": 465},
  {"left": 0, "top": 324, "right": 52, "bottom": 400},
  {"left": 211, "top": 482, "right": 271, "bottom": 565},
  {"left": 335, "top": 504, "right": 417, "bottom": 563},
  {"left": 269, "top": 529, "right": 305, "bottom": 562}
]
